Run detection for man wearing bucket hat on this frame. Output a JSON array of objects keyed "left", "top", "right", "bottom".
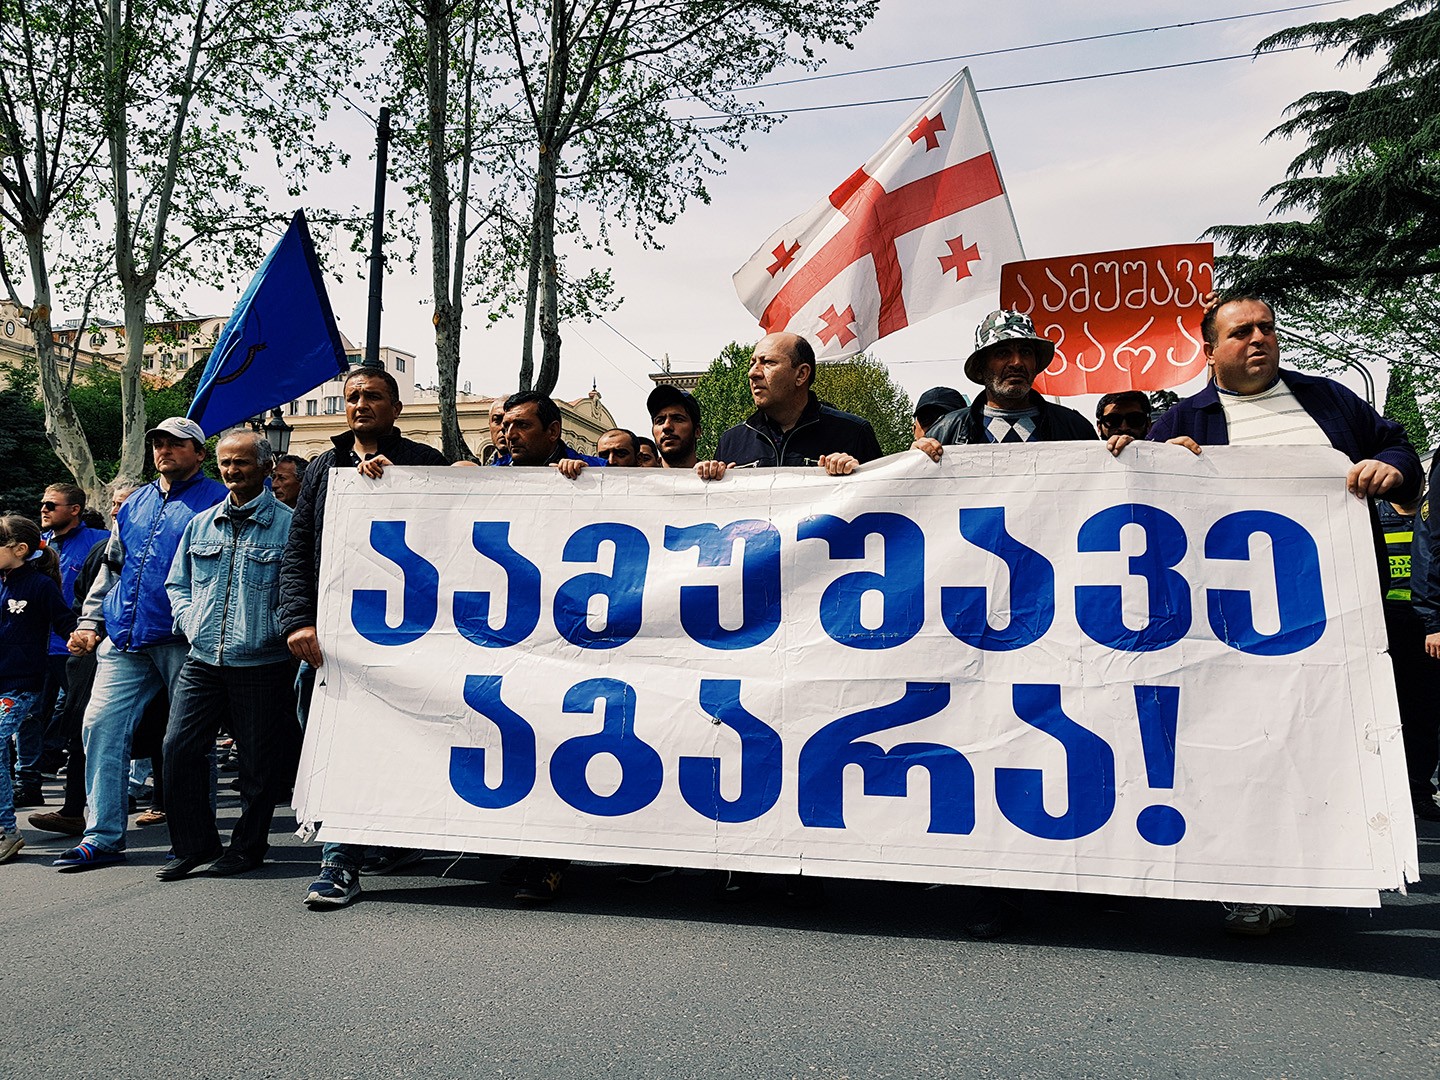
[
  {"left": 909, "top": 311, "right": 1091, "bottom": 937},
  {"left": 56, "top": 416, "right": 228, "bottom": 870},
  {"left": 912, "top": 310, "right": 1095, "bottom": 458}
]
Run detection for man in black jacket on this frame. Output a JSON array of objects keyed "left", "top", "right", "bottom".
[
  {"left": 279, "top": 366, "right": 448, "bottom": 909},
  {"left": 913, "top": 310, "right": 1095, "bottom": 459},
  {"left": 697, "top": 332, "right": 883, "bottom": 480}
]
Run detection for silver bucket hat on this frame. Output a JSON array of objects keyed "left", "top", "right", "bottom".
[{"left": 963, "top": 309, "right": 1057, "bottom": 385}]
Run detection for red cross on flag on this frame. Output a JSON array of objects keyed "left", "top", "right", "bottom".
[{"left": 734, "top": 69, "right": 1023, "bottom": 359}]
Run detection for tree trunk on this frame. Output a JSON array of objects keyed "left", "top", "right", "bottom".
[
  {"left": 425, "top": 1, "right": 471, "bottom": 462},
  {"left": 22, "top": 232, "right": 104, "bottom": 509},
  {"left": 533, "top": 143, "right": 562, "bottom": 398},
  {"left": 517, "top": 176, "right": 544, "bottom": 393}
]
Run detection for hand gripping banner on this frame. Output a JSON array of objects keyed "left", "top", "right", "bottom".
[{"left": 294, "top": 446, "right": 1418, "bottom": 907}]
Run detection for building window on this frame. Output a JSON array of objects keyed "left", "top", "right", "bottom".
[
  {"left": 288, "top": 400, "right": 298, "bottom": 416},
  {"left": 396, "top": 356, "right": 406, "bottom": 373},
  {"left": 324, "top": 396, "right": 340, "bottom": 414},
  {"left": 143, "top": 356, "right": 154, "bottom": 370},
  {"left": 175, "top": 354, "right": 188, "bottom": 370},
  {"left": 306, "top": 399, "right": 317, "bottom": 416}
]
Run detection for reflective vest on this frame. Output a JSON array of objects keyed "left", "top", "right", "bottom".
[{"left": 1377, "top": 501, "right": 1414, "bottom": 602}]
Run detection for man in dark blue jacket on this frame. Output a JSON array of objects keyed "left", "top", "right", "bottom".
[
  {"left": 56, "top": 417, "right": 227, "bottom": 870},
  {"left": 1132, "top": 296, "right": 1420, "bottom": 502},
  {"left": 1114, "top": 294, "right": 1421, "bottom": 935},
  {"left": 697, "top": 332, "right": 882, "bottom": 480}
]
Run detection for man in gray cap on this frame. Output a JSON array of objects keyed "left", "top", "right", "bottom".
[
  {"left": 57, "top": 416, "right": 228, "bottom": 870},
  {"left": 912, "top": 310, "right": 1094, "bottom": 459}
]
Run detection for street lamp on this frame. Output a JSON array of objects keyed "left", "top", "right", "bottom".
[
  {"left": 262, "top": 407, "right": 292, "bottom": 454},
  {"left": 249, "top": 407, "right": 292, "bottom": 454}
]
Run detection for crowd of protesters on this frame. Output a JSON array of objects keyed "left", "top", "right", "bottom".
[{"left": 2, "top": 294, "right": 1437, "bottom": 941}]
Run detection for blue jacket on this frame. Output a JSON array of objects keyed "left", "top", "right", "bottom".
[
  {"left": 167, "top": 488, "right": 294, "bottom": 667},
  {"left": 88, "top": 471, "right": 228, "bottom": 652},
  {"left": 1148, "top": 369, "right": 1422, "bottom": 504},
  {"left": 0, "top": 564, "right": 77, "bottom": 690},
  {"left": 41, "top": 523, "right": 108, "bottom": 656}
]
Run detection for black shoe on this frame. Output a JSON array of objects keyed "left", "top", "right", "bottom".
[
  {"left": 155, "top": 847, "right": 223, "bottom": 881},
  {"left": 1414, "top": 798, "right": 1440, "bottom": 823},
  {"left": 360, "top": 848, "right": 425, "bottom": 876},
  {"left": 783, "top": 876, "right": 826, "bottom": 910},
  {"left": 514, "top": 869, "right": 563, "bottom": 904},
  {"left": 208, "top": 852, "right": 264, "bottom": 876},
  {"left": 13, "top": 786, "right": 45, "bottom": 808},
  {"left": 961, "top": 889, "right": 1017, "bottom": 940}
]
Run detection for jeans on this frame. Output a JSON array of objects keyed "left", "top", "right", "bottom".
[
  {"left": 14, "top": 655, "right": 66, "bottom": 787},
  {"left": 164, "top": 659, "right": 299, "bottom": 860},
  {"left": 80, "top": 638, "right": 188, "bottom": 852},
  {"left": 320, "top": 840, "right": 366, "bottom": 872},
  {"left": 0, "top": 690, "right": 41, "bottom": 832}
]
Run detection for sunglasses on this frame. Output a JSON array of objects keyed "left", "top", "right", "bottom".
[
  {"left": 40, "top": 501, "right": 71, "bottom": 511},
  {"left": 1099, "top": 412, "right": 1149, "bottom": 431}
]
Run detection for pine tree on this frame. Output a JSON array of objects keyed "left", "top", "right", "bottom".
[{"left": 1209, "top": 0, "right": 1440, "bottom": 300}]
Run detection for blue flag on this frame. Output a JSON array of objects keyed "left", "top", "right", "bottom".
[{"left": 188, "top": 209, "right": 348, "bottom": 436}]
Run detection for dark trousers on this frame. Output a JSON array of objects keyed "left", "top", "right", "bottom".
[
  {"left": 1386, "top": 602, "right": 1440, "bottom": 799},
  {"left": 163, "top": 659, "right": 299, "bottom": 860},
  {"left": 57, "top": 652, "right": 99, "bottom": 816}
]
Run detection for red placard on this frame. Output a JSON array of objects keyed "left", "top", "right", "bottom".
[{"left": 999, "top": 243, "right": 1213, "bottom": 396}]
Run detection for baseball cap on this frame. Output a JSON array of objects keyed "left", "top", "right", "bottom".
[
  {"left": 914, "top": 387, "right": 968, "bottom": 427},
  {"left": 647, "top": 385, "right": 701, "bottom": 428},
  {"left": 145, "top": 416, "right": 207, "bottom": 445}
]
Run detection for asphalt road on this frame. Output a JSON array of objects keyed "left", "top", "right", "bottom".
[{"left": 7, "top": 780, "right": 1438, "bottom": 1079}]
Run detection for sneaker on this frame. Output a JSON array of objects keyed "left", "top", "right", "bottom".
[
  {"left": 134, "top": 809, "right": 167, "bottom": 827},
  {"left": 1223, "top": 903, "right": 1296, "bottom": 936},
  {"left": 616, "top": 864, "right": 676, "bottom": 885},
  {"left": 53, "top": 842, "right": 126, "bottom": 871},
  {"left": 28, "top": 811, "right": 85, "bottom": 836},
  {"left": 514, "top": 868, "right": 563, "bottom": 904},
  {"left": 13, "top": 786, "right": 45, "bottom": 808},
  {"left": 360, "top": 847, "right": 424, "bottom": 876},
  {"left": 304, "top": 867, "right": 360, "bottom": 908},
  {"left": 0, "top": 828, "right": 24, "bottom": 864}
]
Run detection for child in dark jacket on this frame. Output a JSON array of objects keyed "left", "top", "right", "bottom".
[{"left": 0, "top": 515, "right": 78, "bottom": 863}]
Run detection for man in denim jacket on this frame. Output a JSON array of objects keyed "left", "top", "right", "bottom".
[{"left": 157, "top": 431, "right": 299, "bottom": 880}]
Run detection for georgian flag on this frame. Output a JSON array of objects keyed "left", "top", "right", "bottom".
[{"left": 733, "top": 69, "right": 1024, "bottom": 359}]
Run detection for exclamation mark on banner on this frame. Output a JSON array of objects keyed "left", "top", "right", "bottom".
[{"left": 1135, "top": 686, "right": 1185, "bottom": 846}]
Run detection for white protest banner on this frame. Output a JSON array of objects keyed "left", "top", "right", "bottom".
[{"left": 294, "top": 446, "right": 1418, "bottom": 907}]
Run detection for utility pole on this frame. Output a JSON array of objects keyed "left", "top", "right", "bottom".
[{"left": 364, "top": 106, "right": 391, "bottom": 369}]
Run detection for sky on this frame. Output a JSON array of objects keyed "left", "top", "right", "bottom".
[{"left": 186, "top": 0, "right": 1392, "bottom": 429}]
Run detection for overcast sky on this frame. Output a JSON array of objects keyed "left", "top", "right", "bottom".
[{"left": 192, "top": 0, "right": 1390, "bottom": 428}]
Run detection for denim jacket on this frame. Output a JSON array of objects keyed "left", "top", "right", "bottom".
[{"left": 166, "top": 488, "right": 293, "bottom": 667}]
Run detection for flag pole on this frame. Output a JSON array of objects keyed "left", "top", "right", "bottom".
[{"left": 364, "top": 106, "right": 391, "bottom": 370}]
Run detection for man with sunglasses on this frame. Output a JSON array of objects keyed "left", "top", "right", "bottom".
[
  {"left": 10, "top": 486, "right": 109, "bottom": 807},
  {"left": 1094, "top": 391, "right": 1153, "bottom": 442}
]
